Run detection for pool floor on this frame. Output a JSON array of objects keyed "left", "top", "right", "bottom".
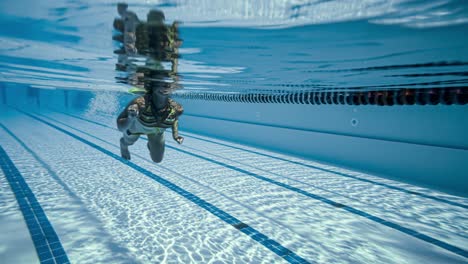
[{"left": 0, "top": 107, "right": 467, "bottom": 264}]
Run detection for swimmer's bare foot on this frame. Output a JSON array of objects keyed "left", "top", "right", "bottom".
[{"left": 120, "top": 138, "right": 131, "bottom": 160}]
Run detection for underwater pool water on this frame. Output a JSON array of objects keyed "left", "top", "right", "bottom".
[{"left": 0, "top": 0, "right": 467, "bottom": 263}]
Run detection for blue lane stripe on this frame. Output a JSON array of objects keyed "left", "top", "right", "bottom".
[
  {"left": 43, "top": 110, "right": 468, "bottom": 259},
  {"left": 0, "top": 128, "right": 70, "bottom": 264},
  {"left": 54, "top": 109, "right": 468, "bottom": 210},
  {"left": 17, "top": 111, "right": 310, "bottom": 264}
]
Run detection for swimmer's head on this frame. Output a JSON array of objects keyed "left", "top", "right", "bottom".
[
  {"left": 147, "top": 80, "right": 180, "bottom": 97},
  {"left": 117, "top": 2, "right": 128, "bottom": 16},
  {"left": 147, "top": 9, "right": 165, "bottom": 24}
]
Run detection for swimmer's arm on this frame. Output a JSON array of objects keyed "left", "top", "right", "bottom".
[
  {"left": 117, "top": 98, "right": 140, "bottom": 132},
  {"left": 172, "top": 119, "right": 183, "bottom": 144}
]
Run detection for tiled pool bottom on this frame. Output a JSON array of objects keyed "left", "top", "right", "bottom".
[{"left": 0, "top": 108, "right": 467, "bottom": 264}]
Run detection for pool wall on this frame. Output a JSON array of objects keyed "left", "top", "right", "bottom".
[{"left": 176, "top": 96, "right": 467, "bottom": 196}]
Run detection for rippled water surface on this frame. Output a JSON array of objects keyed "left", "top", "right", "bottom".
[{"left": 1, "top": 0, "right": 467, "bottom": 95}]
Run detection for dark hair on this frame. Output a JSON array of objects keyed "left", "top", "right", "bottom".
[
  {"left": 117, "top": 2, "right": 128, "bottom": 9},
  {"left": 147, "top": 9, "right": 165, "bottom": 23}
]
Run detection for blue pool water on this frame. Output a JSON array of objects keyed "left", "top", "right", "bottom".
[{"left": 1, "top": 0, "right": 467, "bottom": 263}]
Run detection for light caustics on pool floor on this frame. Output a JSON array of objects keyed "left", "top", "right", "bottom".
[{"left": 0, "top": 107, "right": 467, "bottom": 264}]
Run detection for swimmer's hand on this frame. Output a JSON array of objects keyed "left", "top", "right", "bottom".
[
  {"left": 174, "top": 136, "right": 184, "bottom": 144},
  {"left": 127, "top": 104, "right": 139, "bottom": 118}
]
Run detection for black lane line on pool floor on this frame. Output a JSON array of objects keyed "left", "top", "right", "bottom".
[
  {"left": 0, "top": 125, "right": 70, "bottom": 264},
  {"left": 55, "top": 109, "right": 468, "bottom": 210},
  {"left": 13, "top": 110, "right": 310, "bottom": 264},
  {"left": 44, "top": 110, "right": 468, "bottom": 259},
  {"left": 34, "top": 113, "right": 312, "bottom": 246}
]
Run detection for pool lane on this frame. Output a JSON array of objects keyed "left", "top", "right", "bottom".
[
  {"left": 12, "top": 109, "right": 309, "bottom": 264},
  {"left": 56, "top": 110, "right": 468, "bottom": 210},
  {"left": 42, "top": 109, "right": 468, "bottom": 260},
  {"left": 0, "top": 125, "right": 70, "bottom": 264},
  {"left": 1, "top": 114, "right": 287, "bottom": 263}
]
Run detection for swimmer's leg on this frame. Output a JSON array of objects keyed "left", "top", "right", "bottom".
[
  {"left": 120, "top": 130, "right": 140, "bottom": 160},
  {"left": 147, "top": 131, "right": 165, "bottom": 163}
]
